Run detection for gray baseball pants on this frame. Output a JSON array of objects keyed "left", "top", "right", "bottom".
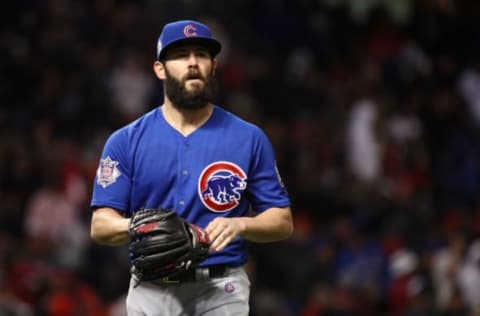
[{"left": 126, "top": 267, "right": 250, "bottom": 315}]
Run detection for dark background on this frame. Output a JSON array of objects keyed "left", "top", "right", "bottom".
[{"left": 1, "top": 1, "right": 480, "bottom": 315}]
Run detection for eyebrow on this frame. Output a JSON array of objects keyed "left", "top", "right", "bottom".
[
  {"left": 172, "top": 46, "right": 210, "bottom": 53},
  {"left": 164, "top": 46, "right": 212, "bottom": 61}
]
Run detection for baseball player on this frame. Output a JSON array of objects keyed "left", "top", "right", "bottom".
[{"left": 90, "top": 19, "right": 293, "bottom": 316}]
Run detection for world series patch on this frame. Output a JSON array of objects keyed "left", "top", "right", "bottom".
[{"left": 96, "top": 156, "right": 121, "bottom": 188}]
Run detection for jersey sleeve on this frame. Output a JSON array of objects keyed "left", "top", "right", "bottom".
[
  {"left": 90, "top": 128, "right": 132, "bottom": 213},
  {"left": 247, "top": 129, "right": 291, "bottom": 212}
]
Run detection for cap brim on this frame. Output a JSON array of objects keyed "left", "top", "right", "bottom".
[{"left": 158, "top": 37, "right": 222, "bottom": 60}]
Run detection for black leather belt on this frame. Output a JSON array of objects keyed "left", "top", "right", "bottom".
[{"left": 159, "top": 265, "right": 230, "bottom": 283}]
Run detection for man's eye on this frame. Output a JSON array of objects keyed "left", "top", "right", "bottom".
[
  {"left": 168, "top": 50, "right": 209, "bottom": 59},
  {"left": 196, "top": 52, "right": 210, "bottom": 58}
]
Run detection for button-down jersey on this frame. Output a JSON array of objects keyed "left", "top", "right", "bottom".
[{"left": 91, "top": 105, "right": 291, "bottom": 267}]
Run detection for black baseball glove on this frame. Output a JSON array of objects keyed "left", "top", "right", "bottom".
[{"left": 129, "top": 208, "right": 210, "bottom": 285}]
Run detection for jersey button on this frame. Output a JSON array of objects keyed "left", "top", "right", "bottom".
[
  {"left": 182, "top": 170, "right": 188, "bottom": 176},
  {"left": 179, "top": 200, "right": 185, "bottom": 205}
]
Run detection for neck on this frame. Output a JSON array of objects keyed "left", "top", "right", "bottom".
[{"left": 162, "top": 101, "right": 214, "bottom": 136}]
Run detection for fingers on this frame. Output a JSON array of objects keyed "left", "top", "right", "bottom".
[
  {"left": 210, "top": 232, "right": 231, "bottom": 252},
  {"left": 205, "top": 218, "right": 237, "bottom": 252}
]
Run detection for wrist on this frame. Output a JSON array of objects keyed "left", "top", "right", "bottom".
[{"left": 237, "top": 217, "right": 249, "bottom": 235}]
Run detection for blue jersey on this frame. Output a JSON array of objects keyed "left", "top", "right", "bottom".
[{"left": 91, "top": 105, "right": 291, "bottom": 267}]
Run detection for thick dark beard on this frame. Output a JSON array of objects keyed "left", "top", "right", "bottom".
[{"left": 164, "top": 68, "right": 217, "bottom": 110}]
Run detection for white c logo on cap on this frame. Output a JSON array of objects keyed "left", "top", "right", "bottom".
[{"left": 183, "top": 24, "right": 198, "bottom": 37}]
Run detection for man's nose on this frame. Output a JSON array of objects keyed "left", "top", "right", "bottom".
[{"left": 187, "top": 53, "right": 199, "bottom": 66}]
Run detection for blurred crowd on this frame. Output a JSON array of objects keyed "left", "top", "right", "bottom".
[{"left": 1, "top": 0, "right": 480, "bottom": 315}]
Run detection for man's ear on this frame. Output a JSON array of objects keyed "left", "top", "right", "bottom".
[
  {"left": 153, "top": 61, "right": 166, "bottom": 80},
  {"left": 212, "top": 59, "right": 217, "bottom": 76}
]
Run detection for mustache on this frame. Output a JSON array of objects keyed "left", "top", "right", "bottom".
[{"left": 183, "top": 70, "right": 204, "bottom": 81}]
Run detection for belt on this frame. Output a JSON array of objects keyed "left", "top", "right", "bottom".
[{"left": 155, "top": 265, "right": 230, "bottom": 284}]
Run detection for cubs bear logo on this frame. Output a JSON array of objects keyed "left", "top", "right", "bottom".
[{"left": 198, "top": 161, "right": 247, "bottom": 212}]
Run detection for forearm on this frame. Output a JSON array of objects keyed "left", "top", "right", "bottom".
[
  {"left": 90, "top": 207, "right": 131, "bottom": 246},
  {"left": 238, "top": 207, "right": 293, "bottom": 243}
]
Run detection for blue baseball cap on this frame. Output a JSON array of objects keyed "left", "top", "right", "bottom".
[{"left": 156, "top": 20, "right": 222, "bottom": 60}]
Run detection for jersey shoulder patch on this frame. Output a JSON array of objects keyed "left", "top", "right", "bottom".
[{"left": 96, "top": 156, "right": 121, "bottom": 188}]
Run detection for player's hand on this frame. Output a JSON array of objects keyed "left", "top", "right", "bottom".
[{"left": 205, "top": 217, "right": 246, "bottom": 252}]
